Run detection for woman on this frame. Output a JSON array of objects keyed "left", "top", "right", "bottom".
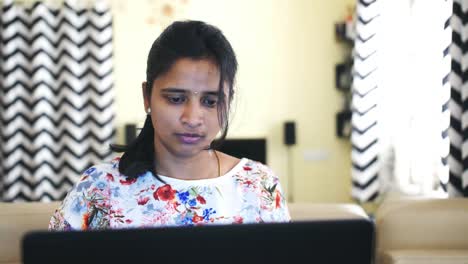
[{"left": 49, "top": 20, "right": 290, "bottom": 230}]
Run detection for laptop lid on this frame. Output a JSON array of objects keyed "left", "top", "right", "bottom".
[{"left": 22, "top": 219, "right": 375, "bottom": 264}]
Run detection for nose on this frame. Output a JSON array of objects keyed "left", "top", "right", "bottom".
[{"left": 180, "top": 101, "right": 203, "bottom": 128}]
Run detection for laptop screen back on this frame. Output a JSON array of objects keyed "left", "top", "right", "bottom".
[{"left": 22, "top": 219, "right": 374, "bottom": 264}]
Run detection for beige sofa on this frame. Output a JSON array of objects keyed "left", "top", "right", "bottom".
[
  {"left": 375, "top": 198, "right": 468, "bottom": 264},
  {"left": 0, "top": 201, "right": 369, "bottom": 264},
  {"left": 4, "top": 198, "right": 467, "bottom": 264}
]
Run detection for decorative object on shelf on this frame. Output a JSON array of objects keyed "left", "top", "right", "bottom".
[
  {"left": 335, "top": 63, "right": 352, "bottom": 91},
  {"left": 334, "top": 5, "right": 355, "bottom": 139},
  {"left": 143, "top": 0, "right": 189, "bottom": 27},
  {"left": 336, "top": 110, "right": 352, "bottom": 138}
]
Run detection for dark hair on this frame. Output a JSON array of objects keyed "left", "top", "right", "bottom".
[{"left": 111, "top": 20, "right": 238, "bottom": 179}]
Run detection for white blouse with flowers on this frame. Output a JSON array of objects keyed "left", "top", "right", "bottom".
[{"left": 49, "top": 157, "right": 291, "bottom": 230}]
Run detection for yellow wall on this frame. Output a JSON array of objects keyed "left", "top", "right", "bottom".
[{"left": 112, "top": 0, "right": 355, "bottom": 203}]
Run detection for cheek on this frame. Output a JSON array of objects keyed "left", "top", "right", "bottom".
[
  {"left": 207, "top": 112, "right": 221, "bottom": 132},
  {"left": 151, "top": 106, "right": 176, "bottom": 130}
]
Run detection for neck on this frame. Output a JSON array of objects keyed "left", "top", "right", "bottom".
[{"left": 154, "top": 148, "right": 219, "bottom": 180}]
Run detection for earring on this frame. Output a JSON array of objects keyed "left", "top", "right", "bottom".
[{"left": 146, "top": 108, "right": 151, "bottom": 114}]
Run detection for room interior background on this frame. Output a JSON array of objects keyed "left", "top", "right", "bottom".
[
  {"left": 1, "top": 0, "right": 466, "bottom": 204},
  {"left": 0, "top": 0, "right": 355, "bottom": 203},
  {"left": 110, "top": 0, "right": 356, "bottom": 204}
]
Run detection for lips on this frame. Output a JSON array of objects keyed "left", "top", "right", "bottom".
[{"left": 175, "top": 133, "right": 204, "bottom": 144}]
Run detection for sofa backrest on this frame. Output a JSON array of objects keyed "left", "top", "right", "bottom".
[
  {"left": 288, "top": 203, "right": 369, "bottom": 221},
  {"left": 0, "top": 202, "right": 59, "bottom": 264}
]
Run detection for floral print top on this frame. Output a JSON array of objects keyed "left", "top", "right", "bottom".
[{"left": 49, "top": 157, "right": 290, "bottom": 230}]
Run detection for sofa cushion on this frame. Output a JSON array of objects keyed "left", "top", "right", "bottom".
[
  {"left": 0, "top": 202, "right": 59, "bottom": 264},
  {"left": 379, "top": 249, "right": 468, "bottom": 264}
]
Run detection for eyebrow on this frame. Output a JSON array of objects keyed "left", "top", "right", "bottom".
[{"left": 161, "top": 87, "right": 220, "bottom": 96}]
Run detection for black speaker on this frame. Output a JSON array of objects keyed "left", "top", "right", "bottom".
[
  {"left": 284, "top": 121, "right": 296, "bottom": 146},
  {"left": 125, "top": 124, "right": 137, "bottom": 145}
]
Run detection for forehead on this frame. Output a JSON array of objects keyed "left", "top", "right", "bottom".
[{"left": 153, "top": 58, "right": 220, "bottom": 92}]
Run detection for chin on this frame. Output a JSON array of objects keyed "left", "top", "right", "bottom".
[{"left": 173, "top": 144, "right": 210, "bottom": 158}]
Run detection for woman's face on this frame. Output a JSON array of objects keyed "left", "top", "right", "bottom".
[{"left": 143, "top": 58, "right": 226, "bottom": 159}]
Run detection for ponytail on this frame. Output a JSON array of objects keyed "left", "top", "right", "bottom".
[{"left": 110, "top": 115, "right": 155, "bottom": 179}]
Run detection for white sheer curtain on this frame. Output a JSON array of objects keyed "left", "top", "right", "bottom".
[{"left": 377, "top": 0, "right": 449, "bottom": 198}]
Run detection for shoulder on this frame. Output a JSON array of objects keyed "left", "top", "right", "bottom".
[
  {"left": 216, "top": 151, "right": 276, "bottom": 177},
  {"left": 69, "top": 156, "right": 129, "bottom": 197},
  {"left": 242, "top": 159, "right": 277, "bottom": 178},
  {"left": 77, "top": 156, "right": 121, "bottom": 184},
  {"left": 50, "top": 157, "right": 123, "bottom": 230},
  {"left": 232, "top": 158, "right": 281, "bottom": 190}
]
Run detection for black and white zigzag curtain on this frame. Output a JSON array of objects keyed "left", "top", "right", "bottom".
[
  {"left": 440, "top": 0, "right": 452, "bottom": 193},
  {"left": 0, "top": 0, "right": 115, "bottom": 202},
  {"left": 351, "top": 0, "right": 380, "bottom": 202},
  {"left": 450, "top": 0, "right": 468, "bottom": 197}
]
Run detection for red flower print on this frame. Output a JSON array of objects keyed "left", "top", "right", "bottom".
[
  {"left": 243, "top": 166, "right": 252, "bottom": 171},
  {"left": 151, "top": 184, "right": 156, "bottom": 190},
  {"left": 125, "top": 219, "right": 132, "bottom": 224},
  {"left": 137, "top": 196, "right": 150, "bottom": 205},
  {"left": 196, "top": 195, "right": 206, "bottom": 204},
  {"left": 120, "top": 177, "right": 137, "bottom": 185},
  {"left": 233, "top": 216, "right": 243, "bottom": 224},
  {"left": 106, "top": 173, "right": 114, "bottom": 182},
  {"left": 244, "top": 180, "right": 253, "bottom": 186},
  {"left": 275, "top": 190, "right": 281, "bottom": 208},
  {"left": 192, "top": 214, "right": 204, "bottom": 223},
  {"left": 153, "top": 184, "right": 176, "bottom": 201},
  {"left": 82, "top": 213, "right": 90, "bottom": 230}
]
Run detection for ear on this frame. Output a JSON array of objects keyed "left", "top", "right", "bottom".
[{"left": 142, "top": 81, "right": 149, "bottom": 112}]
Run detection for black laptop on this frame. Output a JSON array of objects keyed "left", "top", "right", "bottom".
[{"left": 22, "top": 219, "right": 375, "bottom": 264}]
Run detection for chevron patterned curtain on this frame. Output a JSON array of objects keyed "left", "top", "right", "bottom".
[
  {"left": 0, "top": 0, "right": 115, "bottom": 202},
  {"left": 351, "top": 0, "right": 381, "bottom": 202},
  {"left": 450, "top": 0, "right": 468, "bottom": 197},
  {"left": 441, "top": 0, "right": 453, "bottom": 194}
]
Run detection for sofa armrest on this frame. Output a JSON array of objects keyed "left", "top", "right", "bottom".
[
  {"left": 375, "top": 198, "right": 468, "bottom": 253},
  {"left": 0, "top": 202, "right": 59, "bottom": 264}
]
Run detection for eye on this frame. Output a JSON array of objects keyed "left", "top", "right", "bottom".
[
  {"left": 166, "top": 95, "right": 186, "bottom": 104},
  {"left": 201, "top": 96, "right": 218, "bottom": 108}
]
